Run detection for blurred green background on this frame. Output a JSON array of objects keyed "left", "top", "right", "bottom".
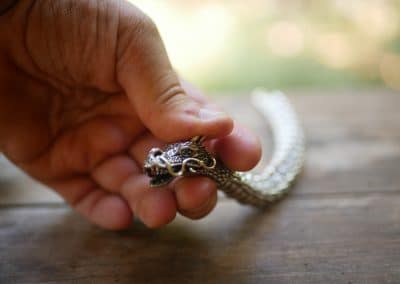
[{"left": 130, "top": 0, "right": 400, "bottom": 93}]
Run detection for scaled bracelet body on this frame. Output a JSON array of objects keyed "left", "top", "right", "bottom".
[{"left": 144, "top": 90, "right": 305, "bottom": 207}]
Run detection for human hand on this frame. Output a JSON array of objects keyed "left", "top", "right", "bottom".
[{"left": 0, "top": 0, "right": 261, "bottom": 229}]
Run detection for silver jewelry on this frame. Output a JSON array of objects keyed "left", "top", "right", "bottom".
[{"left": 144, "top": 90, "right": 305, "bottom": 207}]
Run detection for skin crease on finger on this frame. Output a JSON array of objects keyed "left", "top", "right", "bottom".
[{"left": 0, "top": 0, "right": 262, "bottom": 230}]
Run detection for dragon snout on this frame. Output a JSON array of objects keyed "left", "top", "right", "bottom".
[
  {"left": 144, "top": 148, "right": 166, "bottom": 175},
  {"left": 148, "top": 148, "right": 163, "bottom": 159},
  {"left": 143, "top": 142, "right": 218, "bottom": 187},
  {"left": 144, "top": 147, "right": 178, "bottom": 187}
]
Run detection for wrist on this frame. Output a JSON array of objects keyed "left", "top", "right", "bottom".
[{"left": 0, "top": 0, "right": 19, "bottom": 16}]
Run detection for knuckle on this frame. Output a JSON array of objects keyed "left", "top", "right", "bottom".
[
  {"left": 155, "top": 81, "right": 186, "bottom": 107},
  {"left": 136, "top": 12, "right": 158, "bottom": 35},
  {"left": 122, "top": 6, "right": 159, "bottom": 40}
]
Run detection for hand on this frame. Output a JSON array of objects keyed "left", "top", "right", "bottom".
[{"left": 0, "top": 0, "right": 261, "bottom": 230}]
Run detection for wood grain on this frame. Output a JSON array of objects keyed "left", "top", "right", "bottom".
[{"left": 0, "top": 89, "right": 399, "bottom": 283}]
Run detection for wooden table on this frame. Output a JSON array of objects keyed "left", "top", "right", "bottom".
[{"left": 1, "top": 89, "right": 399, "bottom": 283}]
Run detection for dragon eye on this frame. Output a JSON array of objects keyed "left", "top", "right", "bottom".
[
  {"left": 149, "top": 148, "right": 163, "bottom": 157},
  {"left": 179, "top": 147, "right": 193, "bottom": 156}
]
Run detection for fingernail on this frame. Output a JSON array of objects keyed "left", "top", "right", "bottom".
[{"left": 198, "top": 108, "right": 228, "bottom": 121}]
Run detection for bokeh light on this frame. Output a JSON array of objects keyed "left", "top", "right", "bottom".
[
  {"left": 315, "top": 33, "right": 353, "bottom": 69},
  {"left": 380, "top": 53, "right": 400, "bottom": 91},
  {"left": 130, "top": 0, "right": 400, "bottom": 92},
  {"left": 266, "top": 21, "right": 305, "bottom": 57}
]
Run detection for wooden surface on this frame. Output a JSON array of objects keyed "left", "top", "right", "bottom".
[{"left": 1, "top": 89, "right": 400, "bottom": 283}]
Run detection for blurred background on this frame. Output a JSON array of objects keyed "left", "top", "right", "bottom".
[{"left": 130, "top": 0, "right": 400, "bottom": 93}]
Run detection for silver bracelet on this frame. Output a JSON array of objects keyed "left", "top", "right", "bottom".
[{"left": 144, "top": 90, "right": 305, "bottom": 207}]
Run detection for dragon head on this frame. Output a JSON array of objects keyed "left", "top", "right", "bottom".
[{"left": 143, "top": 136, "right": 217, "bottom": 187}]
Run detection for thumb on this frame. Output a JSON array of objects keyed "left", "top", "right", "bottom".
[{"left": 116, "top": 3, "right": 233, "bottom": 142}]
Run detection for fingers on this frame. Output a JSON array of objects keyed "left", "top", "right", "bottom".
[
  {"left": 129, "top": 132, "right": 166, "bottom": 164},
  {"left": 52, "top": 171, "right": 177, "bottom": 230},
  {"left": 213, "top": 124, "right": 262, "bottom": 171},
  {"left": 182, "top": 79, "right": 262, "bottom": 170},
  {"left": 25, "top": 117, "right": 134, "bottom": 181},
  {"left": 51, "top": 148, "right": 218, "bottom": 229},
  {"left": 174, "top": 177, "right": 218, "bottom": 220},
  {"left": 91, "top": 155, "right": 140, "bottom": 192},
  {"left": 121, "top": 175, "right": 176, "bottom": 228},
  {"left": 54, "top": 122, "right": 259, "bottom": 229},
  {"left": 171, "top": 124, "right": 261, "bottom": 220},
  {"left": 55, "top": 106, "right": 258, "bottom": 229},
  {"left": 74, "top": 191, "right": 133, "bottom": 230},
  {"left": 116, "top": 2, "right": 233, "bottom": 141},
  {"left": 128, "top": 127, "right": 260, "bottom": 171},
  {"left": 50, "top": 177, "right": 133, "bottom": 230},
  {"left": 92, "top": 151, "right": 177, "bottom": 228},
  {"left": 126, "top": 126, "right": 260, "bottom": 224},
  {"left": 120, "top": 175, "right": 217, "bottom": 227}
]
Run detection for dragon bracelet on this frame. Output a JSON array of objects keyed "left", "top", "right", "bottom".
[{"left": 144, "top": 90, "right": 305, "bottom": 207}]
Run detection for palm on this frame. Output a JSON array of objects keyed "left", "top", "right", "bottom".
[
  {"left": 11, "top": 86, "right": 145, "bottom": 184},
  {"left": 2, "top": 40, "right": 154, "bottom": 229}
]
